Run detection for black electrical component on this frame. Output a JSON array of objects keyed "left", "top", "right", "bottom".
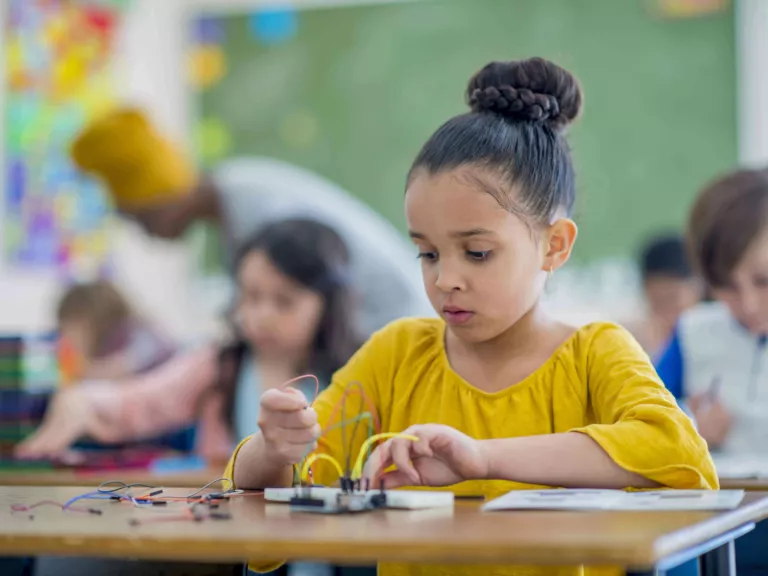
[
  {"left": 288, "top": 478, "right": 389, "bottom": 514},
  {"left": 288, "top": 495, "right": 327, "bottom": 508},
  {"left": 339, "top": 477, "right": 354, "bottom": 492}
]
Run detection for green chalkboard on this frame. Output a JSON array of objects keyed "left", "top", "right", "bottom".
[{"left": 194, "top": 0, "right": 735, "bottom": 263}]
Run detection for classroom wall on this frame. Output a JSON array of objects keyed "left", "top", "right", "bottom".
[
  {"left": 1, "top": 0, "right": 767, "bottom": 334},
  {"left": 0, "top": 0, "right": 419, "bottom": 336},
  {"left": 738, "top": 0, "right": 768, "bottom": 166},
  {"left": 0, "top": 0, "right": 209, "bottom": 337}
]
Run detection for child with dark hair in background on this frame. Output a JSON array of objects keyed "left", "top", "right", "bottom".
[
  {"left": 17, "top": 219, "right": 362, "bottom": 477},
  {"left": 56, "top": 280, "right": 177, "bottom": 381},
  {"left": 19, "top": 218, "right": 357, "bottom": 576},
  {"left": 629, "top": 235, "right": 703, "bottom": 357},
  {"left": 229, "top": 57, "right": 715, "bottom": 576}
]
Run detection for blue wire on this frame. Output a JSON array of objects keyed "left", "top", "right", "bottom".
[{"left": 62, "top": 491, "right": 126, "bottom": 509}]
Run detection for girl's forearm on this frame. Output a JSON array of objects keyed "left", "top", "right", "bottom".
[
  {"left": 479, "top": 432, "right": 659, "bottom": 489},
  {"left": 232, "top": 433, "right": 294, "bottom": 489}
]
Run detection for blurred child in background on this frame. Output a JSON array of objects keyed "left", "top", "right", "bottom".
[
  {"left": 16, "top": 219, "right": 361, "bottom": 466},
  {"left": 56, "top": 280, "right": 176, "bottom": 382},
  {"left": 69, "top": 109, "right": 432, "bottom": 338},
  {"left": 654, "top": 168, "right": 768, "bottom": 576},
  {"left": 21, "top": 219, "right": 357, "bottom": 576},
  {"left": 656, "top": 168, "right": 768, "bottom": 454},
  {"left": 629, "top": 235, "right": 703, "bottom": 358}
]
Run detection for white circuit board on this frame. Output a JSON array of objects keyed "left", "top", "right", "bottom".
[{"left": 264, "top": 486, "right": 454, "bottom": 509}]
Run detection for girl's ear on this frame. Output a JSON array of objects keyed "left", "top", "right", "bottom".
[{"left": 542, "top": 218, "right": 578, "bottom": 273}]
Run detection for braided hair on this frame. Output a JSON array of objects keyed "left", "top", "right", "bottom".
[{"left": 408, "top": 57, "right": 582, "bottom": 225}]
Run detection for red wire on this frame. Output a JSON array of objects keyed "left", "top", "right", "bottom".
[
  {"left": 281, "top": 374, "right": 320, "bottom": 405},
  {"left": 322, "top": 381, "right": 381, "bottom": 435},
  {"left": 279, "top": 374, "right": 321, "bottom": 483},
  {"left": 11, "top": 500, "right": 93, "bottom": 514},
  {"left": 278, "top": 376, "right": 380, "bottom": 486}
]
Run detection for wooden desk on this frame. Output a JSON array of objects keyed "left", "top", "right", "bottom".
[
  {"left": 720, "top": 477, "right": 768, "bottom": 490},
  {"left": 1, "top": 487, "right": 767, "bottom": 576},
  {"left": 0, "top": 467, "right": 226, "bottom": 489}
]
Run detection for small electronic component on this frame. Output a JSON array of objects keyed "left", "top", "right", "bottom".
[
  {"left": 288, "top": 481, "right": 388, "bottom": 514},
  {"left": 277, "top": 478, "right": 454, "bottom": 515}
]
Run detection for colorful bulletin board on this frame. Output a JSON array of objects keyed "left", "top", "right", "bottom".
[
  {"left": 191, "top": 1, "right": 736, "bottom": 263},
  {"left": 3, "top": 0, "right": 127, "bottom": 279}
]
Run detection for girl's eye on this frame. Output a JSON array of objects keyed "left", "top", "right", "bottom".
[
  {"left": 417, "top": 251, "right": 438, "bottom": 261},
  {"left": 467, "top": 250, "right": 490, "bottom": 261}
]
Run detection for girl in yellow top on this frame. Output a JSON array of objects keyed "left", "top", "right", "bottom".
[{"left": 225, "top": 57, "right": 717, "bottom": 576}]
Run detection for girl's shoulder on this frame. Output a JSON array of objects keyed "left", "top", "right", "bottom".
[
  {"left": 368, "top": 316, "right": 444, "bottom": 351},
  {"left": 346, "top": 317, "right": 444, "bottom": 374},
  {"left": 368, "top": 319, "right": 639, "bottom": 366},
  {"left": 559, "top": 321, "right": 649, "bottom": 369}
]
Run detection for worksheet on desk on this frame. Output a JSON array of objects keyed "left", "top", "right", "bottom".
[
  {"left": 482, "top": 489, "right": 745, "bottom": 512},
  {"left": 713, "top": 454, "right": 768, "bottom": 479}
]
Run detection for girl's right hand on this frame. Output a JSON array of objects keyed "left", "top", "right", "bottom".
[{"left": 258, "top": 387, "right": 321, "bottom": 466}]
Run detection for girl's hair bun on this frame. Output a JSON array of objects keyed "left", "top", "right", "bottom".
[{"left": 467, "top": 57, "right": 582, "bottom": 131}]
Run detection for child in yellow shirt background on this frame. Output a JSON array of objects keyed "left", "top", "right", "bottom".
[{"left": 226, "top": 56, "right": 717, "bottom": 576}]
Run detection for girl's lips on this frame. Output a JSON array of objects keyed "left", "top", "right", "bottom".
[{"left": 443, "top": 308, "right": 475, "bottom": 325}]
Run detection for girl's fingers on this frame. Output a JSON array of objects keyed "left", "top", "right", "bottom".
[
  {"left": 412, "top": 435, "right": 434, "bottom": 459},
  {"left": 363, "top": 442, "right": 393, "bottom": 483},
  {"left": 377, "top": 470, "right": 411, "bottom": 490},
  {"left": 282, "top": 424, "right": 322, "bottom": 445},
  {"left": 261, "top": 388, "right": 309, "bottom": 412},
  {"left": 270, "top": 409, "right": 318, "bottom": 430},
  {"left": 390, "top": 439, "right": 420, "bottom": 485}
]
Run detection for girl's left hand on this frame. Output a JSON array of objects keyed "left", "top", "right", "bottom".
[{"left": 362, "top": 424, "right": 489, "bottom": 488}]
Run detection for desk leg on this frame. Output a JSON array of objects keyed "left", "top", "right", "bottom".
[{"left": 699, "top": 540, "right": 736, "bottom": 576}]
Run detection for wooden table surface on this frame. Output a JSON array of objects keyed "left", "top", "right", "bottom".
[
  {"left": 0, "top": 467, "right": 226, "bottom": 489},
  {"left": 719, "top": 478, "right": 768, "bottom": 490},
  {"left": 1, "top": 487, "right": 767, "bottom": 568}
]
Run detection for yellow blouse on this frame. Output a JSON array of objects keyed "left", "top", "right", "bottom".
[{"left": 225, "top": 318, "right": 717, "bottom": 576}]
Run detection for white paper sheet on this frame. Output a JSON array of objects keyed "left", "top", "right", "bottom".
[
  {"left": 482, "top": 489, "right": 745, "bottom": 512},
  {"left": 713, "top": 454, "right": 768, "bottom": 479}
]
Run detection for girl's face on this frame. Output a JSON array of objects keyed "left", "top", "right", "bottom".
[
  {"left": 405, "top": 167, "right": 575, "bottom": 343},
  {"left": 237, "top": 250, "right": 325, "bottom": 358},
  {"left": 713, "top": 227, "right": 768, "bottom": 335}
]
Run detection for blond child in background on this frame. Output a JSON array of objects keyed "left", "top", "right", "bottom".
[
  {"left": 228, "top": 57, "right": 716, "bottom": 576},
  {"left": 56, "top": 280, "right": 176, "bottom": 382}
]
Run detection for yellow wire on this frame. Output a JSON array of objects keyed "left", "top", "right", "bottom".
[
  {"left": 300, "top": 453, "right": 344, "bottom": 484},
  {"left": 351, "top": 433, "right": 419, "bottom": 480}
]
